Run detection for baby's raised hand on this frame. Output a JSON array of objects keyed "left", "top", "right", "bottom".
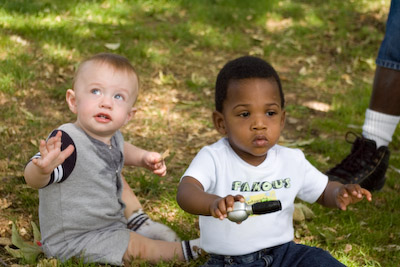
[
  {"left": 143, "top": 151, "right": 167, "bottom": 177},
  {"left": 335, "top": 184, "right": 372, "bottom": 211},
  {"left": 210, "top": 195, "right": 244, "bottom": 220},
  {"left": 32, "top": 131, "right": 74, "bottom": 175}
]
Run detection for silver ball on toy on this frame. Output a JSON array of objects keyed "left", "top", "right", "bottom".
[{"left": 227, "top": 200, "right": 282, "bottom": 223}]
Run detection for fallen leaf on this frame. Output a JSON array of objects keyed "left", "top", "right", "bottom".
[
  {"left": 10, "top": 35, "right": 29, "bottom": 46},
  {"left": 293, "top": 203, "right": 315, "bottom": 222},
  {"left": 5, "top": 222, "right": 43, "bottom": 264},
  {"left": 37, "top": 258, "right": 59, "bottom": 267},
  {"left": 299, "top": 66, "right": 307, "bottom": 76},
  {"left": 387, "top": 244, "right": 400, "bottom": 251},
  {"left": 104, "top": 43, "right": 120, "bottom": 50},
  {"left": 336, "top": 234, "right": 351, "bottom": 241},
  {"left": 32, "top": 221, "right": 41, "bottom": 245},
  {"left": 341, "top": 74, "right": 354, "bottom": 85},
  {"left": 30, "top": 139, "right": 38, "bottom": 147},
  {"left": 373, "top": 247, "right": 384, "bottom": 252},
  {"left": 19, "top": 106, "right": 37, "bottom": 120},
  {"left": 0, "top": 237, "right": 11, "bottom": 246},
  {"left": 162, "top": 149, "right": 170, "bottom": 160},
  {"left": 0, "top": 198, "right": 12, "bottom": 209},
  {"left": 0, "top": 160, "right": 8, "bottom": 171},
  {"left": 344, "top": 244, "right": 352, "bottom": 253},
  {"left": 284, "top": 139, "right": 315, "bottom": 148},
  {"left": 286, "top": 117, "right": 299, "bottom": 124},
  {"left": 373, "top": 244, "right": 400, "bottom": 252},
  {"left": 302, "top": 101, "right": 331, "bottom": 112},
  {"left": 293, "top": 205, "right": 305, "bottom": 222}
]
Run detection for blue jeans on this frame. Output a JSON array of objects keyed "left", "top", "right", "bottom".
[
  {"left": 202, "top": 241, "right": 346, "bottom": 267},
  {"left": 376, "top": 0, "right": 400, "bottom": 71}
]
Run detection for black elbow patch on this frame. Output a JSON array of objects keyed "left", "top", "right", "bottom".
[{"left": 47, "top": 130, "right": 77, "bottom": 184}]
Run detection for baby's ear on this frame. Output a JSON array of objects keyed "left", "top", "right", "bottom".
[
  {"left": 212, "top": 110, "right": 226, "bottom": 135},
  {"left": 66, "top": 89, "right": 77, "bottom": 114},
  {"left": 124, "top": 107, "right": 137, "bottom": 125}
]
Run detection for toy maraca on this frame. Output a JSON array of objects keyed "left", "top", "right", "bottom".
[{"left": 227, "top": 200, "right": 282, "bottom": 222}]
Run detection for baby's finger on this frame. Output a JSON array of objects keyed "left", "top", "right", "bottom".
[
  {"left": 336, "top": 191, "right": 350, "bottom": 210},
  {"left": 338, "top": 186, "right": 349, "bottom": 198},
  {"left": 59, "top": 144, "right": 75, "bottom": 161},
  {"left": 38, "top": 140, "right": 49, "bottom": 157},
  {"left": 153, "top": 164, "right": 167, "bottom": 177},
  {"left": 210, "top": 199, "right": 225, "bottom": 220},
  {"left": 149, "top": 152, "right": 163, "bottom": 164},
  {"left": 224, "top": 195, "right": 236, "bottom": 212},
  {"left": 360, "top": 188, "right": 372, "bottom": 201},
  {"left": 149, "top": 155, "right": 166, "bottom": 169},
  {"left": 217, "top": 198, "right": 229, "bottom": 215},
  {"left": 47, "top": 131, "right": 61, "bottom": 145},
  {"left": 336, "top": 188, "right": 350, "bottom": 210},
  {"left": 46, "top": 133, "right": 61, "bottom": 152},
  {"left": 347, "top": 184, "right": 365, "bottom": 199},
  {"left": 233, "top": 195, "right": 245, "bottom": 203},
  {"left": 214, "top": 209, "right": 225, "bottom": 220},
  {"left": 337, "top": 199, "right": 347, "bottom": 211},
  {"left": 31, "top": 157, "right": 39, "bottom": 166},
  {"left": 32, "top": 155, "right": 49, "bottom": 169}
]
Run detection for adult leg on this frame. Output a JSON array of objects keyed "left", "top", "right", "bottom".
[
  {"left": 369, "top": 0, "right": 400, "bottom": 117},
  {"left": 361, "top": 67, "right": 400, "bottom": 149},
  {"left": 326, "top": 0, "right": 400, "bottom": 191},
  {"left": 370, "top": 66, "right": 400, "bottom": 115},
  {"left": 325, "top": 68, "right": 398, "bottom": 191}
]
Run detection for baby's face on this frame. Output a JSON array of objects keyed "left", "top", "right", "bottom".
[
  {"left": 216, "top": 77, "right": 285, "bottom": 166},
  {"left": 70, "top": 61, "right": 138, "bottom": 143}
]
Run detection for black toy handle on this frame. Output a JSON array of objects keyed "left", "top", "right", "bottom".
[{"left": 251, "top": 200, "right": 282, "bottom": 215}]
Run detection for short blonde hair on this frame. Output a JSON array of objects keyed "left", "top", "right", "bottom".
[{"left": 72, "top": 53, "right": 139, "bottom": 90}]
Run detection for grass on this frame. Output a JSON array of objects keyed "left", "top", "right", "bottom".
[{"left": 1, "top": 0, "right": 399, "bottom": 266}]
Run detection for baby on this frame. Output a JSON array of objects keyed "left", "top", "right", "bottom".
[
  {"left": 24, "top": 53, "right": 199, "bottom": 265},
  {"left": 177, "top": 56, "right": 371, "bottom": 266}
]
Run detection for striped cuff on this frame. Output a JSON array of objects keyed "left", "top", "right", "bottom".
[{"left": 127, "top": 210, "right": 150, "bottom": 232}]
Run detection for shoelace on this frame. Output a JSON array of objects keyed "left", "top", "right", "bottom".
[{"left": 329, "top": 132, "right": 374, "bottom": 174}]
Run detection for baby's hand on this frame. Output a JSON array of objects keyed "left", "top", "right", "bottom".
[
  {"left": 32, "top": 131, "right": 74, "bottom": 175},
  {"left": 142, "top": 151, "right": 167, "bottom": 177},
  {"left": 210, "top": 195, "right": 244, "bottom": 220},
  {"left": 335, "top": 184, "right": 372, "bottom": 210}
]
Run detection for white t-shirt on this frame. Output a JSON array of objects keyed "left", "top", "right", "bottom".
[{"left": 182, "top": 138, "right": 328, "bottom": 256}]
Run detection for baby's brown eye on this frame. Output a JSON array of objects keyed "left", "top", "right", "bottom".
[{"left": 239, "top": 112, "right": 250, "bottom": 117}]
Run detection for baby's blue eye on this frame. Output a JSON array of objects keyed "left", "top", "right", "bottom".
[
  {"left": 114, "top": 94, "right": 124, "bottom": 100},
  {"left": 91, "top": 89, "right": 101, "bottom": 95}
]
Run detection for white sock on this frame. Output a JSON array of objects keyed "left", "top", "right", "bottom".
[
  {"left": 362, "top": 108, "right": 400, "bottom": 148},
  {"left": 127, "top": 209, "right": 181, "bottom": 242},
  {"left": 181, "top": 238, "right": 201, "bottom": 261}
]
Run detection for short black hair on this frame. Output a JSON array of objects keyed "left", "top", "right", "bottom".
[{"left": 215, "top": 56, "right": 284, "bottom": 112}]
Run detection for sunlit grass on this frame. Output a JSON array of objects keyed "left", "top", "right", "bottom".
[{"left": 0, "top": 0, "right": 398, "bottom": 266}]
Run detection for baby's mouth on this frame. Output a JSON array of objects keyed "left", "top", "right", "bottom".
[
  {"left": 95, "top": 113, "right": 111, "bottom": 122},
  {"left": 253, "top": 135, "right": 268, "bottom": 146}
]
